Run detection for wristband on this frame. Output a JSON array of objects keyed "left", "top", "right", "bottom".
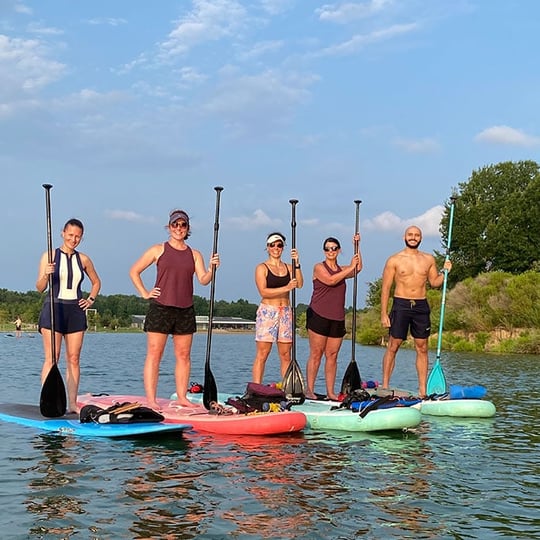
[
  {"left": 295, "top": 264, "right": 301, "bottom": 269},
  {"left": 88, "top": 296, "right": 95, "bottom": 302}
]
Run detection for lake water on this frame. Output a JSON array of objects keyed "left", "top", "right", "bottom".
[{"left": 1, "top": 332, "right": 538, "bottom": 539}]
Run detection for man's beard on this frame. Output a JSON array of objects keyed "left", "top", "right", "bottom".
[{"left": 405, "top": 239, "right": 421, "bottom": 249}]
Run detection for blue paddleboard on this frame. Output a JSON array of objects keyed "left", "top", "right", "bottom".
[{"left": 0, "top": 403, "right": 191, "bottom": 438}]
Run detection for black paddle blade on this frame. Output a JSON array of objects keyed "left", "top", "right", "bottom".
[
  {"left": 340, "top": 359, "right": 362, "bottom": 396},
  {"left": 281, "top": 359, "right": 305, "bottom": 404},
  {"left": 202, "top": 363, "right": 218, "bottom": 410},
  {"left": 39, "top": 363, "right": 67, "bottom": 417}
]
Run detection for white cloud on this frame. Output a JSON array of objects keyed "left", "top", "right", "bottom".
[
  {"left": 317, "top": 23, "right": 418, "bottom": 57},
  {"left": 317, "top": 0, "right": 392, "bottom": 23},
  {"left": 105, "top": 210, "right": 156, "bottom": 223},
  {"left": 260, "top": 0, "right": 295, "bottom": 16},
  {"left": 364, "top": 205, "right": 444, "bottom": 236},
  {"left": 26, "top": 22, "right": 63, "bottom": 35},
  {"left": 475, "top": 125, "right": 540, "bottom": 147},
  {"left": 393, "top": 136, "right": 440, "bottom": 153},
  {"left": 159, "top": 0, "right": 247, "bottom": 58},
  {"left": 237, "top": 40, "right": 284, "bottom": 61},
  {"left": 227, "top": 209, "right": 282, "bottom": 229},
  {"left": 87, "top": 18, "right": 128, "bottom": 26}
]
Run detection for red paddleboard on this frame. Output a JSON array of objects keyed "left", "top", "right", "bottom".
[{"left": 78, "top": 394, "right": 306, "bottom": 436}]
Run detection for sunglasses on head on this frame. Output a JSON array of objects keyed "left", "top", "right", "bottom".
[
  {"left": 267, "top": 242, "right": 284, "bottom": 249},
  {"left": 324, "top": 246, "right": 339, "bottom": 252},
  {"left": 170, "top": 221, "right": 188, "bottom": 229}
]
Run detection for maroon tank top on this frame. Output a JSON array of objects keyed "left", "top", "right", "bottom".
[
  {"left": 154, "top": 243, "right": 195, "bottom": 308},
  {"left": 309, "top": 261, "right": 346, "bottom": 321}
]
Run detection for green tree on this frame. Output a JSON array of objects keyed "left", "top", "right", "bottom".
[{"left": 440, "top": 160, "right": 540, "bottom": 284}]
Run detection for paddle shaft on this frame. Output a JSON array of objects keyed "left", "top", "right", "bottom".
[
  {"left": 204, "top": 187, "right": 223, "bottom": 374},
  {"left": 43, "top": 184, "right": 57, "bottom": 363},
  {"left": 289, "top": 199, "right": 298, "bottom": 360},
  {"left": 351, "top": 200, "right": 361, "bottom": 361},
  {"left": 435, "top": 197, "right": 457, "bottom": 361}
]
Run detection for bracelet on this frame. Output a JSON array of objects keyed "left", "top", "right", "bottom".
[
  {"left": 88, "top": 296, "right": 95, "bottom": 302},
  {"left": 295, "top": 264, "right": 301, "bottom": 269}
]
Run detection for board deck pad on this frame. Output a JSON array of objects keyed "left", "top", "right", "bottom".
[{"left": 0, "top": 403, "right": 191, "bottom": 438}]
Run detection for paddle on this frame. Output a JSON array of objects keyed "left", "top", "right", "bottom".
[
  {"left": 426, "top": 196, "right": 457, "bottom": 395},
  {"left": 202, "top": 186, "right": 224, "bottom": 410},
  {"left": 39, "top": 183, "right": 67, "bottom": 418},
  {"left": 340, "top": 200, "right": 363, "bottom": 396},
  {"left": 281, "top": 198, "right": 306, "bottom": 402}
]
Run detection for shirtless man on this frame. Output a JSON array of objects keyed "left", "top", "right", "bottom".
[{"left": 380, "top": 225, "right": 452, "bottom": 396}]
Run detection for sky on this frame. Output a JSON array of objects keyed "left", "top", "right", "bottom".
[{"left": 1, "top": 0, "right": 539, "bottom": 308}]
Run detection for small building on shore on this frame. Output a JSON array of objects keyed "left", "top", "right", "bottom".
[{"left": 131, "top": 315, "right": 255, "bottom": 332}]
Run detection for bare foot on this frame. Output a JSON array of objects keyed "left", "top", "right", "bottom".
[
  {"left": 304, "top": 392, "right": 317, "bottom": 400},
  {"left": 327, "top": 394, "right": 340, "bottom": 401},
  {"left": 170, "top": 399, "right": 197, "bottom": 408},
  {"left": 147, "top": 401, "right": 163, "bottom": 412},
  {"left": 67, "top": 404, "right": 80, "bottom": 414}
]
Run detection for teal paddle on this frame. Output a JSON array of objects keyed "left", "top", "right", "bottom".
[
  {"left": 202, "top": 186, "right": 223, "bottom": 410},
  {"left": 281, "top": 198, "right": 306, "bottom": 402},
  {"left": 39, "top": 183, "right": 67, "bottom": 418},
  {"left": 340, "top": 199, "right": 362, "bottom": 396},
  {"left": 426, "top": 197, "right": 457, "bottom": 395}
]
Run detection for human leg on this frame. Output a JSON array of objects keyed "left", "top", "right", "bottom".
[
  {"left": 276, "top": 340, "right": 292, "bottom": 379},
  {"left": 382, "top": 336, "right": 403, "bottom": 388},
  {"left": 143, "top": 332, "right": 168, "bottom": 409},
  {"left": 40, "top": 328, "right": 62, "bottom": 384},
  {"left": 64, "top": 331, "right": 85, "bottom": 412},
  {"left": 252, "top": 341, "right": 273, "bottom": 383},
  {"left": 305, "top": 330, "right": 326, "bottom": 399},
  {"left": 413, "top": 337, "right": 429, "bottom": 396},
  {"left": 323, "top": 336, "right": 343, "bottom": 400},
  {"left": 171, "top": 334, "right": 195, "bottom": 407}
]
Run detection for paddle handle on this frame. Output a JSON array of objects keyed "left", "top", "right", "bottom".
[
  {"left": 43, "top": 183, "right": 57, "bottom": 364},
  {"left": 435, "top": 196, "right": 457, "bottom": 360},
  {"left": 289, "top": 199, "right": 298, "bottom": 359},
  {"left": 205, "top": 186, "right": 223, "bottom": 363},
  {"left": 351, "top": 199, "right": 361, "bottom": 359}
]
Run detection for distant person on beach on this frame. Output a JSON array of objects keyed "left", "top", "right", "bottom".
[
  {"left": 380, "top": 225, "right": 452, "bottom": 397},
  {"left": 251, "top": 232, "right": 303, "bottom": 383},
  {"left": 130, "top": 209, "right": 220, "bottom": 410},
  {"left": 304, "top": 235, "right": 362, "bottom": 400},
  {"left": 36, "top": 218, "right": 101, "bottom": 413},
  {"left": 15, "top": 316, "right": 22, "bottom": 338}
]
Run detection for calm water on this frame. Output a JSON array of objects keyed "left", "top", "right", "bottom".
[{"left": 1, "top": 332, "right": 538, "bottom": 539}]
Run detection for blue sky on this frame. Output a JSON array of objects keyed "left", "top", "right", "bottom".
[{"left": 1, "top": 0, "right": 539, "bottom": 307}]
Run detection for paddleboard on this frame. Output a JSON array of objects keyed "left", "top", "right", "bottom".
[
  {"left": 0, "top": 403, "right": 191, "bottom": 438},
  {"left": 78, "top": 394, "right": 306, "bottom": 436},
  {"left": 368, "top": 387, "right": 497, "bottom": 418},
  {"left": 182, "top": 391, "right": 422, "bottom": 433}
]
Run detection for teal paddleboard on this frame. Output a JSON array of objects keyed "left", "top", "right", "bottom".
[{"left": 0, "top": 403, "right": 191, "bottom": 438}]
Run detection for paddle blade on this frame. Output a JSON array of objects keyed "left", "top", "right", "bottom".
[
  {"left": 340, "top": 359, "right": 362, "bottom": 395},
  {"left": 427, "top": 360, "right": 447, "bottom": 395},
  {"left": 281, "top": 359, "right": 305, "bottom": 403},
  {"left": 39, "top": 363, "right": 67, "bottom": 417},
  {"left": 202, "top": 363, "right": 218, "bottom": 410}
]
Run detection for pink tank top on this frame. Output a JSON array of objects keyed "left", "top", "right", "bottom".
[{"left": 154, "top": 243, "right": 195, "bottom": 308}]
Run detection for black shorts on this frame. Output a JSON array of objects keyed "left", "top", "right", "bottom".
[
  {"left": 144, "top": 302, "right": 196, "bottom": 335},
  {"left": 389, "top": 297, "right": 431, "bottom": 340},
  {"left": 38, "top": 300, "right": 87, "bottom": 335},
  {"left": 306, "top": 307, "right": 346, "bottom": 338}
]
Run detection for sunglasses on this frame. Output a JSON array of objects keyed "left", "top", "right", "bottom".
[
  {"left": 170, "top": 221, "right": 188, "bottom": 229},
  {"left": 324, "top": 246, "right": 339, "bottom": 252},
  {"left": 267, "top": 242, "right": 284, "bottom": 249}
]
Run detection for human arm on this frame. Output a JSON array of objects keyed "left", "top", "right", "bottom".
[
  {"left": 193, "top": 249, "right": 219, "bottom": 286},
  {"left": 80, "top": 253, "right": 102, "bottom": 309},
  {"left": 380, "top": 258, "right": 395, "bottom": 327},
  {"left": 290, "top": 248, "right": 303, "bottom": 288},
  {"left": 36, "top": 252, "right": 54, "bottom": 293},
  {"left": 129, "top": 244, "right": 164, "bottom": 299},
  {"left": 427, "top": 257, "right": 452, "bottom": 288}
]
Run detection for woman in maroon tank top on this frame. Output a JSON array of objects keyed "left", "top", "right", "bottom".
[
  {"left": 130, "top": 209, "right": 220, "bottom": 410},
  {"left": 305, "top": 235, "right": 362, "bottom": 400}
]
